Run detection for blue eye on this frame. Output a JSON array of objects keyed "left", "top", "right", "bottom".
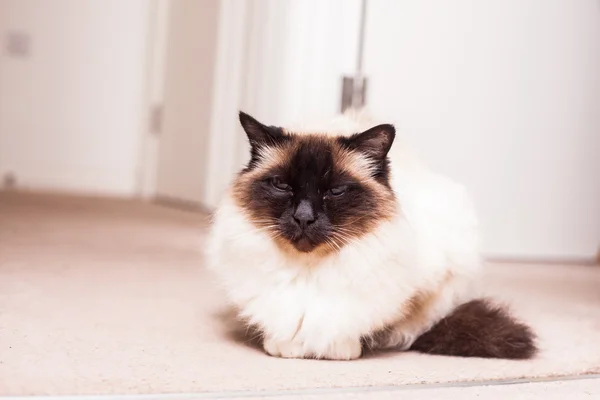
[
  {"left": 270, "top": 177, "right": 292, "bottom": 192},
  {"left": 329, "top": 186, "right": 347, "bottom": 197}
]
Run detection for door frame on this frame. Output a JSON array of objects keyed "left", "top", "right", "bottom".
[
  {"left": 137, "top": 0, "right": 170, "bottom": 200},
  {"left": 139, "top": 0, "right": 262, "bottom": 209}
]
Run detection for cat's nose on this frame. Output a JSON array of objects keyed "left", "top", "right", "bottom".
[{"left": 293, "top": 200, "right": 316, "bottom": 229}]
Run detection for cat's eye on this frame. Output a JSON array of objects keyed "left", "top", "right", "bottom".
[
  {"left": 329, "top": 186, "right": 347, "bottom": 197},
  {"left": 270, "top": 177, "right": 292, "bottom": 192}
]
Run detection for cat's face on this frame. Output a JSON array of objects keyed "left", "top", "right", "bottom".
[{"left": 232, "top": 112, "right": 397, "bottom": 254}]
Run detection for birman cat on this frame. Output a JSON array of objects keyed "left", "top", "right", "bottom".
[{"left": 206, "top": 110, "right": 536, "bottom": 360}]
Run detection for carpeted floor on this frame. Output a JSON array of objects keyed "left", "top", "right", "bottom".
[{"left": 0, "top": 191, "right": 599, "bottom": 397}]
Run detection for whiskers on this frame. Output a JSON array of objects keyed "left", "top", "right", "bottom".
[
  {"left": 325, "top": 225, "right": 362, "bottom": 254},
  {"left": 227, "top": 219, "right": 283, "bottom": 243},
  {"left": 337, "top": 214, "right": 369, "bottom": 228}
]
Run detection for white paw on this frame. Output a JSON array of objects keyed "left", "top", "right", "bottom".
[
  {"left": 263, "top": 338, "right": 306, "bottom": 359},
  {"left": 365, "top": 326, "right": 419, "bottom": 351},
  {"left": 263, "top": 337, "right": 362, "bottom": 360},
  {"left": 320, "top": 337, "right": 362, "bottom": 360}
]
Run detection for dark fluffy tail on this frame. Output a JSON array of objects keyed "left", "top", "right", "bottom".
[{"left": 410, "top": 299, "right": 537, "bottom": 359}]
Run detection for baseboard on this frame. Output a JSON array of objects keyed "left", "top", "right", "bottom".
[
  {"left": 0, "top": 187, "right": 138, "bottom": 202},
  {"left": 153, "top": 195, "right": 212, "bottom": 214},
  {"left": 0, "top": 165, "right": 137, "bottom": 197}
]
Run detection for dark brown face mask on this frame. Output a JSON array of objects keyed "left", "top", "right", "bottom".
[{"left": 232, "top": 111, "right": 397, "bottom": 253}]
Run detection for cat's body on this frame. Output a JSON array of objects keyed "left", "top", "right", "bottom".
[{"left": 206, "top": 110, "right": 535, "bottom": 360}]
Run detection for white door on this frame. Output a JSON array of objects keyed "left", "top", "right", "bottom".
[
  {"left": 363, "top": 0, "right": 600, "bottom": 260},
  {"left": 154, "top": 0, "right": 220, "bottom": 205}
]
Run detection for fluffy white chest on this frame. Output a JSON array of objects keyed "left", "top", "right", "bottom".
[{"left": 206, "top": 197, "right": 471, "bottom": 359}]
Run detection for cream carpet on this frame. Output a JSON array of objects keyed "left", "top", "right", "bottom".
[{"left": 1, "top": 192, "right": 599, "bottom": 397}]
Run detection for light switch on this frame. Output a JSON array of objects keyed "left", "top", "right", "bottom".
[{"left": 6, "top": 31, "right": 31, "bottom": 58}]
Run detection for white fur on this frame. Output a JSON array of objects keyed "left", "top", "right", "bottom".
[{"left": 206, "top": 111, "right": 482, "bottom": 360}]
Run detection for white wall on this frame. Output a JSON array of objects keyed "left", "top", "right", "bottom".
[
  {"left": 0, "top": 0, "right": 151, "bottom": 195},
  {"left": 364, "top": 0, "right": 600, "bottom": 259}
]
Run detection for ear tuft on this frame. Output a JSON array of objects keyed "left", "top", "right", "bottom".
[
  {"left": 239, "top": 111, "right": 284, "bottom": 148},
  {"left": 346, "top": 124, "right": 395, "bottom": 159}
]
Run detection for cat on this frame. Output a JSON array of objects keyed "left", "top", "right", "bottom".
[{"left": 206, "top": 110, "right": 536, "bottom": 360}]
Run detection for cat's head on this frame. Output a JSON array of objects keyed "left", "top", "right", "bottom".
[{"left": 231, "top": 111, "right": 397, "bottom": 254}]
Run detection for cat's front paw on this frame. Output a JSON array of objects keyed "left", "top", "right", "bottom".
[
  {"left": 320, "top": 337, "right": 362, "bottom": 360},
  {"left": 263, "top": 338, "right": 306, "bottom": 359},
  {"left": 263, "top": 337, "right": 362, "bottom": 360}
]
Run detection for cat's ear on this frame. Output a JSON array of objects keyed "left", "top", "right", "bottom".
[
  {"left": 347, "top": 124, "right": 395, "bottom": 160},
  {"left": 239, "top": 111, "right": 285, "bottom": 149}
]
